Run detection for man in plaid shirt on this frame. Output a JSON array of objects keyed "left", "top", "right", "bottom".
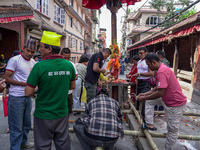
[{"left": 73, "top": 88, "right": 123, "bottom": 150}]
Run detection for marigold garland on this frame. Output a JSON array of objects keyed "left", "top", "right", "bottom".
[{"left": 106, "top": 43, "right": 120, "bottom": 72}]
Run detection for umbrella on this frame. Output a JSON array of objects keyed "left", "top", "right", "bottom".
[
  {"left": 82, "top": 0, "right": 141, "bottom": 43},
  {"left": 82, "top": 0, "right": 141, "bottom": 10}
]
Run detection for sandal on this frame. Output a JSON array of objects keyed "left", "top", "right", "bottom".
[
  {"left": 6, "top": 128, "right": 10, "bottom": 133},
  {"left": 142, "top": 124, "right": 157, "bottom": 131}
]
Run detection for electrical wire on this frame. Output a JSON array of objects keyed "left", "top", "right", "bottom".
[
  {"left": 24, "top": 0, "right": 57, "bottom": 32},
  {"left": 126, "top": 0, "right": 149, "bottom": 21},
  {"left": 129, "top": 0, "right": 200, "bottom": 39},
  {"left": 121, "top": 0, "right": 149, "bottom": 47},
  {"left": 24, "top": 0, "right": 92, "bottom": 48},
  {"left": 56, "top": 0, "right": 93, "bottom": 48}
]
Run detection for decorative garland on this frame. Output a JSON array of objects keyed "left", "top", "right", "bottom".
[{"left": 106, "top": 41, "right": 121, "bottom": 74}]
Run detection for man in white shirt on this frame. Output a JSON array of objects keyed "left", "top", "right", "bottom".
[
  {"left": 133, "top": 47, "right": 154, "bottom": 124},
  {"left": 61, "top": 48, "right": 78, "bottom": 115},
  {"left": 4, "top": 39, "right": 37, "bottom": 150}
]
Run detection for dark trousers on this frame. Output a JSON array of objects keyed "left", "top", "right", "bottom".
[
  {"left": 84, "top": 81, "right": 97, "bottom": 103},
  {"left": 68, "top": 93, "right": 73, "bottom": 114},
  {"left": 136, "top": 80, "right": 151, "bottom": 123},
  {"left": 34, "top": 115, "right": 71, "bottom": 150},
  {"left": 73, "top": 119, "right": 118, "bottom": 150}
]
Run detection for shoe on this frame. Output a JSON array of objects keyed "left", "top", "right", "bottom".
[
  {"left": 21, "top": 142, "right": 34, "bottom": 149},
  {"left": 74, "top": 112, "right": 81, "bottom": 115},
  {"left": 6, "top": 128, "right": 10, "bottom": 133},
  {"left": 154, "top": 114, "right": 158, "bottom": 118},
  {"left": 142, "top": 124, "right": 157, "bottom": 131},
  {"left": 159, "top": 114, "right": 165, "bottom": 117}
]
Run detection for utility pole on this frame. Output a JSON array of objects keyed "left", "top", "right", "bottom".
[{"left": 122, "top": 5, "right": 128, "bottom": 56}]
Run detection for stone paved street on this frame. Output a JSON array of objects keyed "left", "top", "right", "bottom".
[{"left": 0, "top": 71, "right": 200, "bottom": 150}]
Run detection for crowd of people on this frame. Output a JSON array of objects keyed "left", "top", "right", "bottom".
[{"left": 0, "top": 30, "right": 188, "bottom": 150}]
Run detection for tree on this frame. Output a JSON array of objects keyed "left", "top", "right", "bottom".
[{"left": 149, "top": 0, "right": 196, "bottom": 28}]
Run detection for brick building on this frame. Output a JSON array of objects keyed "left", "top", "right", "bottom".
[{"left": 0, "top": 5, "right": 33, "bottom": 59}]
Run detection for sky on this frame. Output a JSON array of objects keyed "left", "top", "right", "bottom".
[
  {"left": 99, "top": 0, "right": 150, "bottom": 47},
  {"left": 99, "top": 0, "right": 200, "bottom": 47}
]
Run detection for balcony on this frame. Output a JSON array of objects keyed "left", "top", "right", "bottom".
[{"left": 91, "top": 17, "right": 99, "bottom": 24}]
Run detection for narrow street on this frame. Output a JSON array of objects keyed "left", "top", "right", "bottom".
[
  {"left": 0, "top": 92, "right": 138, "bottom": 150},
  {"left": 1, "top": 0, "right": 200, "bottom": 150},
  {"left": 1, "top": 71, "right": 200, "bottom": 150}
]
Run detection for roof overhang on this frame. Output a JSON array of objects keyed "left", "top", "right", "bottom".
[
  {"left": 127, "top": 12, "right": 200, "bottom": 51},
  {"left": 0, "top": 5, "right": 34, "bottom": 23},
  {"left": 66, "top": 5, "right": 87, "bottom": 27}
]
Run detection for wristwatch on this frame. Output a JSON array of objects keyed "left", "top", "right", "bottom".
[{"left": 138, "top": 73, "right": 141, "bottom": 77}]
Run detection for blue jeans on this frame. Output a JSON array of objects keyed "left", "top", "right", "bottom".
[
  {"left": 7, "top": 95, "right": 32, "bottom": 150},
  {"left": 73, "top": 77, "right": 82, "bottom": 109}
]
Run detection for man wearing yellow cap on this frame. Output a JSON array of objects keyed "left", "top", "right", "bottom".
[
  {"left": 4, "top": 39, "right": 37, "bottom": 150},
  {"left": 25, "top": 31, "right": 76, "bottom": 150}
]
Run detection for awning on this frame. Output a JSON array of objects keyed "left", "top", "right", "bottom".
[
  {"left": 0, "top": 15, "right": 34, "bottom": 23},
  {"left": 0, "top": 4, "right": 34, "bottom": 24},
  {"left": 128, "top": 24, "right": 200, "bottom": 51}
]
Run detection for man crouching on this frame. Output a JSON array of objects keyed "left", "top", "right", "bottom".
[{"left": 73, "top": 88, "right": 123, "bottom": 150}]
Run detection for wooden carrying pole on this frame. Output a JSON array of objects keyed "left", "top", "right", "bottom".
[
  {"left": 72, "top": 109, "right": 131, "bottom": 114},
  {"left": 69, "top": 128, "right": 200, "bottom": 141},
  {"left": 129, "top": 102, "right": 159, "bottom": 150},
  {"left": 123, "top": 130, "right": 200, "bottom": 141},
  {"left": 154, "top": 111, "right": 200, "bottom": 116},
  {"left": 73, "top": 109, "right": 200, "bottom": 116}
]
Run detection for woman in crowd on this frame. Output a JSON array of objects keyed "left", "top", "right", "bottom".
[
  {"left": 126, "top": 55, "right": 140, "bottom": 105},
  {"left": 73, "top": 55, "right": 89, "bottom": 111}
]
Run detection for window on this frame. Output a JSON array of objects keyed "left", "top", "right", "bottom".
[
  {"left": 80, "top": 41, "right": 83, "bottom": 50},
  {"left": 71, "top": 57, "right": 76, "bottom": 63},
  {"left": 81, "top": 11, "right": 83, "bottom": 18},
  {"left": 69, "top": 16, "right": 73, "bottom": 28},
  {"left": 69, "top": 0, "right": 74, "bottom": 7},
  {"left": 75, "top": 39, "right": 77, "bottom": 50},
  {"left": 68, "top": 36, "right": 73, "bottom": 47},
  {"left": 36, "top": 0, "right": 49, "bottom": 16},
  {"left": 127, "top": 39, "right": 132, "bottom": 47},
  {"left": 146, "top": 16, "right": 161, "bottom": 26},
  {"left": 54, "top": 4, "right": 65, "bottom": 24},
  {"left": 80, "top": 25, "right": 82, "bottom": 34},
  {"left": 76, "top": 21, "right": 79, "bottom": 31},
  {"left": 72, "top": 37, "right": 75, "bottom": 48},
  {"left": 76, "top": 4, "right": 78, "bottom": 13}
]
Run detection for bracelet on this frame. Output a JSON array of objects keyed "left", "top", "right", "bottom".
[{"left": 138, "top": 73, "right": 141, "bottom": 77}]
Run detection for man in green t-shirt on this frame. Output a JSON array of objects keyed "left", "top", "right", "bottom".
[{"left": 25, "top": 31, "right": 76, "bottom": 150}]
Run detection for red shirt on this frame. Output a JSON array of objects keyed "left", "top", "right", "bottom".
[
  {"left": 130, "top": 64, "right": 137, "bottom": 82},
  {"left": 156, "top": 63, "right": 187, "bottom": 107}
]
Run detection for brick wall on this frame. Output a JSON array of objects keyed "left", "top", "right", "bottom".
[
  {"left": 0, "top": 22, "right": 20, "bottom": 34},
  {"left": 0, "top": 25, "right": 19, "bottom": 60}
]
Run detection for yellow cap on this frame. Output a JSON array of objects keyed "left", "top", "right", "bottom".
[
  {"left": 40, "top": 31, "right": 62, "bottom": 47},
  {"left": 1, "top": 54, "right": 4, "bottom": 57}
]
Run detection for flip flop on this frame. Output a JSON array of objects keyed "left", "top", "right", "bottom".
[
  {"left": 6, "top": 128, "right": 10, "bottom": 133},
  {"left": 142, "top": 124, "right": 157, "bottom": 131}
]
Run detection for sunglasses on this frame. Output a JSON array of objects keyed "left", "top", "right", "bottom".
[{"left": 138, "top": 52, "right": 144, "bottom": 55}]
